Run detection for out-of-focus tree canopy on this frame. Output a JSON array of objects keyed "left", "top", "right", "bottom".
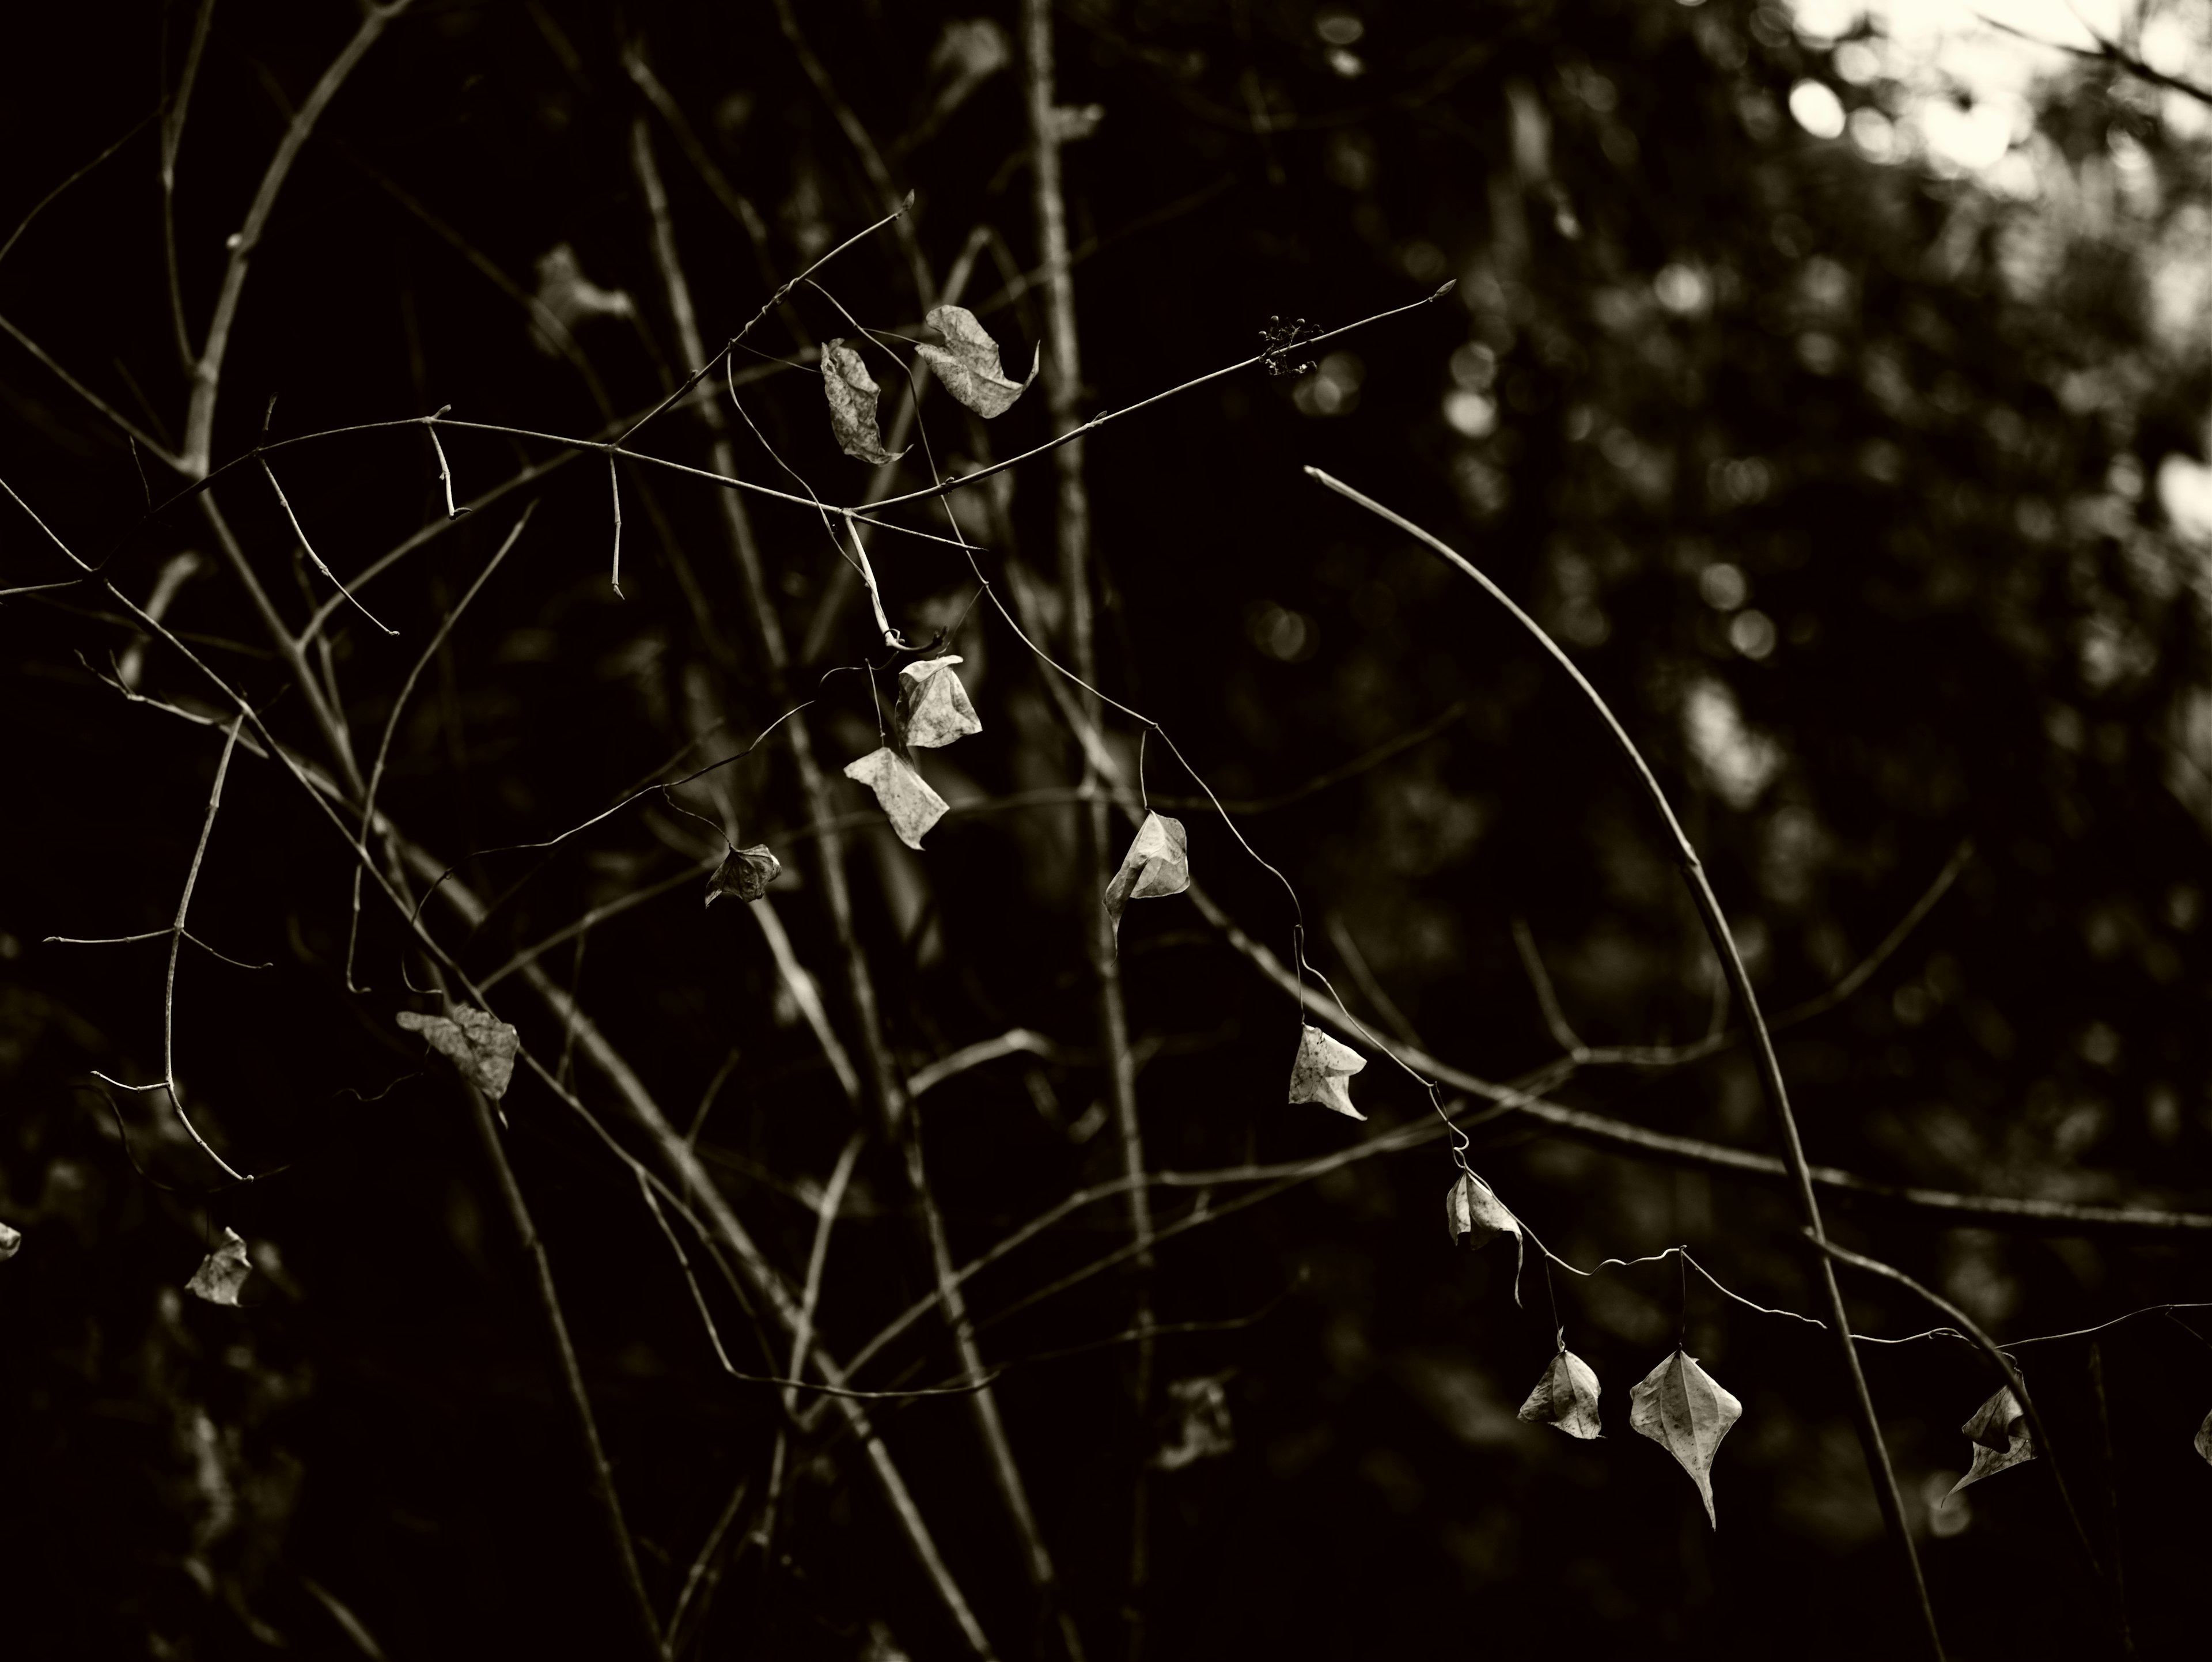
[{"left": 5, "top": 2, "right": 2212, "bottom": 1658}]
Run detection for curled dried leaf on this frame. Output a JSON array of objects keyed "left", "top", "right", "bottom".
[
  {"left": 898, "top": 655, "right": 983, "bottom": 749},
  {"left": 1287, "top": 1024, "right": 1366, "bottom": 1120},
  {"left": 823, "top": 339, "right": 909, "bottom": 464},
  {"left": 0, "top": 1218, "right": 21, "bottom": 1265},
  {"left": 1103, "top": 812, "right": 1190, "bottom": 946},
  {"left": 1630, "top": 1349, "right": 1742, "bottom": 1529},
  {"left": 916, "top": 304, "right": 1038, "bottom": 419},
  {"left": 2196, "top": 1407, "right": 2212, "bottom": 1467},
  {"left": 397, "top": 1004, "right": 520, "bottom": 1099},
  {"left": 1942, "top": 1384, "right": 2036, "bottom": 1505},
  {"left": 706, "top": 844, "right": 783, "bottom": 906},
  {"left": 1518, "top": 1349, "right": 1603, "bottom": 1440},
  {"left": 185, "top": 1226, "right": 252, "bottom": 1307},
  {"left": 1444, "top": 1169, "right": 1525, "bottom": 1303},
  {"left": 1152, "top": 1373, "right": 1235, "bottom": 1471},
  {"left": 844, "top": 745, "right": 949, "bottom": 850}
]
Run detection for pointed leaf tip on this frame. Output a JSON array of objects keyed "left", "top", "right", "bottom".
[
  {"left": 1942, "top": 1384, "right": 2036, "bottom": 1504},
  {"left": 897, "top": 655, "right": 983, "bottom": 749},
  {"left": 844, "top": 745, "right": 949, "bottom": 850},
  {"left": 1103, "top": 812, "right": 1190, "bottom": 947},
  {"left": 706, "top": 844, "right": 783, "bottom": 906},
  {"left": 397, "top": 1004, "right": 520, "bottom": 1099},
  {"left": 823, "top": 339, "right": 910, "bottom": 465},
  {"left": 185, "top": 1227, "right": 252, "bottom": 1307},
  {"left": 1629, "top": 1349, "right": 1742, "bottom": 1528},
  {"left": 916, "top": 305, "right": 1036, "bottom": 418},
  {"left": 1518, "top": 1349, "right": 1603, "bottom": 1439},
  {"left": 1444, "top": 1169, "right": 1526, "bottom": 1303},
  {"left": 1287, "top": 1024, "right": 1366, "bottom": 1119}
]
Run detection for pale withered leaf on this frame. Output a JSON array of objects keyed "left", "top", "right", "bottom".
[
  {"left": 706, "top": 844, "right": 783, "bottom": 906},
  {"left": 0, "top": 1218, "right": 21, "bottom": 1264},
  {"left": 898, "top": 655, "right": 983, "bottom": 749},
  {"left": 1518, "top": 1349, "right": 1604, "bottom": 1440},
  {"left": 2196, "top": 1406, "right": 2212, "bottom": 1467},
  {"left": 1630, "top": 1349, "right": 1743, "bottom": 1528},
  {"left": 844, "top": 746, "right": 949, "bottom": 850},
  {"left": 916, "top": 304, "right": 1038, "bottom": 419},
  {"left": 823, "top": 339, "right": 908, "bottom": 464},
  {"left": 185, "top": 1226, "right": 252, "bottom": 1307},
  {"left": 1103, "top": 812, "right": 1190, "bottom": 946},
  {"left": 1287, "top": 1024, "right": 1366, "bottom": 1120},
  {"left": 1152, "top": 1373, "right": 1235, "bottom": 1471},
  {"left": 1942, "top": 1384, "right": 2035, "bottom": 1505},
  {"left": 397, "top": 1004, "right": 520, "bottom": 1099},
  {"left": 1444, "top": 1169, "right": 1526, "bottom": 1302}
]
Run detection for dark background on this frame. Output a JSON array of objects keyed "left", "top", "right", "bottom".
[{"left": 5, "top": 1, "right": 2212, "bottom": 1657}]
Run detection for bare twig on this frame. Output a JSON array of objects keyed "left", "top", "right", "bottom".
[
  {"left": 461, "top": 1078, "right": 664, "bottom": 1659},
  {"left": 1306, "top": 470, "right": 1941, "bottom": 1655},
  {"left": 1808, "top": 1233, "right": 2115, "bottom": 1633},
  {"left": 180, "top": 2, "right": 416, "bottom": 479},
  {"left": 1021, "top": 6, "right": 1145, "bottom": 1650},
  {"left": 2, "top": 108, "right": 157, "bottom": 275},
  {"left": 82, "top": 715, "right": 252, "bottom": 1183}
]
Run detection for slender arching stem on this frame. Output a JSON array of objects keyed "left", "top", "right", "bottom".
[{"left": 1306, "top": 468, "right": 1946, "bottom": 1662}]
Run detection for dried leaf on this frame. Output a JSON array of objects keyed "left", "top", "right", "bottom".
[
  {"left": 706, "top": 844, "right": 783, "bottom": 906},
  {"left": 397, "top": 1004, "right": 520, "bottom": 1099},
  {"left": 823, "top": 339, "right": 908, "bottom": 464},
  {"left": 1444, "top": 1169, "right": 1526, "bottom": 1303},
  {"left": 2196, "top": 1407, "right": 2212, "bottom": 1467},
  {"left": 185, "top": 1227, "right": 252, "bottom": 1307},
  {"left": 1518, "top": 1349, "right": 1604, "bottom": 1439},
  {"left": 1287, "top": 1024, "right": 1366, "bottom": 1120},
  {"left": 1152, "top": 1373, "right": 1234, "bottom": 1470},
  {"left": 897, "top": 655, "right": 983, "bottom": 749},
  {"left": 1103, "top": 812, "right": 1190, "bottom": 945},
  {"left": 1942, "top": 1384, "right": 2036, "bottom": 1505},
  {"left": 1630, "top": 1349, "right": 1743, "bottom": 1528},
  {"left": 0, "top": 1219, "right": 21, "bottom": 1264},
  {"left": 1964, "top": 1383, "right": 2024, "bottom": 1453},
  {"left": 844, "top": 746, "right": 949, "bottom": 850},
  {"left": 916, "top": 305, "right": 1038, "bottom": 419},
  {"left": 529, "top": 244, "right": 633, "bottom": 354}
]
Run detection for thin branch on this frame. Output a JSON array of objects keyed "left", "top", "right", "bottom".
[
  {"left": 462, "top": 1078, "right": 665, "bottom": 1660},
  {"left": 860, "top": 283, "right": 1456, "bottom": 515},
  {"left": 1305, "top": 470, "right": 1938, "bottom": 1653},
  {"left": 158, "top": 0, "right": 216, "bottom": 371},
  {"left": 0, "top": 313, "right": 179, "bottom": 468},
  {"left": 181, "top": 2, "right": 416, "bottom": 478},
  {"left": 1511, "top": 918, "right": 1586, "bottom": 1055},
  {"left": 1, "top": 107, "right": 156, "bottom": 273},
  {"left": 1809, "top": 1233, "right": 2116, "bottom": 1626},
  {"left": 86, "top": 715, "right": 251, "bottom": 1183}
]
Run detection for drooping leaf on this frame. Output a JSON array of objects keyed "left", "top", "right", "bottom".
[
  {"left": 897, "top": 655, "right": 983, "bottom": 749},
  {"left": 1964, "top": 1382, "right": 2024, "bottom": 1453},
  {"left": 1518, "top": 1349, "right": 1604, "bottom": 1440},
  {"left": 1942, "top": 1384, "right": 2036, "bottom": 1505},
  {"left": 1152, "top": 1373, "right": 1235, "bottom": 1471},
  {"left": 397, "top": 1004, "right": 520, "bottom": 1099},
  {"left": 0, "top": 1218, "right": 21, "bottom": 1264},
  {"left": 823, "top": 339, "right": 908, "bottom": 464},
  {"left": 1103, "top": 812, "right": 1190, "bottom": 945},
  {"left": 706, "top": 844, "right": 783, "bottom": 906},
  {"left": 185, "top": 1227, "right": 252, "bottom": 1307},
  {"left": 1630, "top": 1349, "right": 1743, "bottom": 1528},
  {"left": 916, "top": 305, "right": 1039, "bottom": 419},
  {"left": 2195, "top": 1406, "right": 2212, "bottom": 1467},
  {"left": 844, "top": 746, "right": 949, "bottom": 850},
  {"left": 1444, "top": 1169, "right": 1526, "bottom": 1302},
  {"left": 1287, "top": 1024, "right": 1366, "bottom": 1120}
]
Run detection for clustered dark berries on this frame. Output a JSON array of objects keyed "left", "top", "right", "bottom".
[{"left": 1258, "top": 314, "right": 1319, "bottom": 376}]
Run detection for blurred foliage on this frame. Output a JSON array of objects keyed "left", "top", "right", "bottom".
[{"left": 6, "top": 1, "right": 2212, "bottom": 1658}]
